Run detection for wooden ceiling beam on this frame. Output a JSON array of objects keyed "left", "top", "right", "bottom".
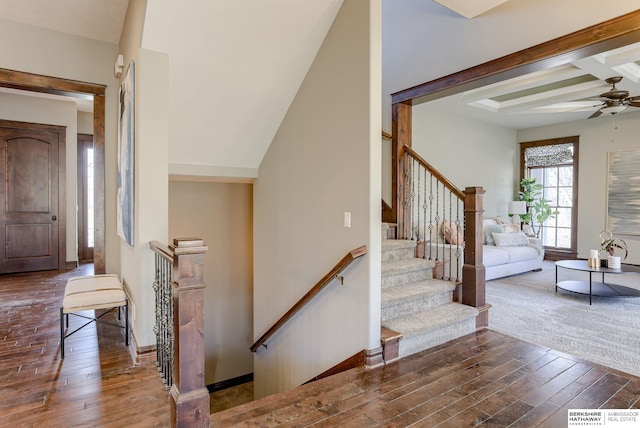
[{"left": 392, "top": 10, "right": 640, "bottom": 105}]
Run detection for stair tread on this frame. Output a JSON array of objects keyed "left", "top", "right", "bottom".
[
  {"left": 382, "top": 240, "right": 418, "bottom": 251},
  {"left": 382, "top": 303, "right": 478, "bottom": 338},
  {"left": 381, "top": 279, "right": 454, "bottom": 306},
  {"left": 382, "top": 258, "right": 435, "bottom": 277},
  {"left": 381, "top": 327, "right": 403, "bottom": 343}
]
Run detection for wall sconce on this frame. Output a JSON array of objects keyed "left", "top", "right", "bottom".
[
  {"left": 508, "top": 200, "right": 527, "bottom": 229},
  {"left": 114, "top": 54, "right": 124, "bottom": 78}
]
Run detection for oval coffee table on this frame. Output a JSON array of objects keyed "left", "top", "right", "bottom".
[{"left": 555, "top": 260, "right": 640, "bottom": 304}]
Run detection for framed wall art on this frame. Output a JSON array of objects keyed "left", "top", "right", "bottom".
[
  {"left": 607, "top": 148, "right": 640, "bottom": 235},
  {"left": 117, "top": 60, "right": 135, "bottom": 246}
]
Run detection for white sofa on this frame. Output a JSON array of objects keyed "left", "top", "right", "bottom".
[
  {"left": 482, "top": 217, "right": 544, "bottom": 280},
  {"left": 416, "top": 216, "right": 544, "bottom": 281},
  {"left": 423, "top": 216, "right": 544, "bottom": 281}
]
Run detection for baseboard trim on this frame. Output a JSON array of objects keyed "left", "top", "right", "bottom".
[
  {"left": 207, "top": 373, "right": 254, "bottom": 393},
  {"left": 365, "top": 346, "right": 384, "bottom": 368},
  {"left": 476, "top": 303, "right": 492, "bottom": 329},
  {"left": 127, "top": 330, "right": 156, "bottom": 366}
]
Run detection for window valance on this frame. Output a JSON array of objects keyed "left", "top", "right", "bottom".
[{"left": 525, "top": 143, "right": 573, "bottom": 167}]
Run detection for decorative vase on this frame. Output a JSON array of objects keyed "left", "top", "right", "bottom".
[{"left": 608, "top": 256, "right": 621, "bottom": 269}]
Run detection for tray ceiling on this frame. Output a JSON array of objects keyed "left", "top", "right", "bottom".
[{"left": 426, "top": 41, "right": 640, "bottom": 129}]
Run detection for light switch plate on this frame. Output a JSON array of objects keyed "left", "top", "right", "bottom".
[{"left": 344, "top": 211, "right": 351, "bottom": 228}]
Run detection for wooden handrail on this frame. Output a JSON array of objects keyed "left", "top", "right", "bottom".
[
  {"left": 150, "top": 240, "right": 174, "bottom": 263},
  {"left": 250, "top": 245, "right": 367, "bottom": 353},
  {"left": 403, "top": 145, "right": 465, "bottom": 200},
  {"left": 382, "top": 130, "right": 392, "bottom": 140}
]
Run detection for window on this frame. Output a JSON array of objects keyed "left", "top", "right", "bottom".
[
  {"left": 77, "top": 134, "right": 94, "bottom": 262},
  {"left": 520, "top": 137, "right": 579, "bottom": 259}
]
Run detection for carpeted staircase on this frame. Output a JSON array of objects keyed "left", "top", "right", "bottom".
[{"left": 381, "top": 223, "right": 478, "bottom": 360}]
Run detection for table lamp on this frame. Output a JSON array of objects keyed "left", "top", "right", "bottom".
[{"left": 508, "top": 200, "right": 527, "bottom": 230}]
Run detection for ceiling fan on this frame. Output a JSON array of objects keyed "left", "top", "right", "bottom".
[{"left": 588, "top": 76, "right": 640, "bottom": 119}]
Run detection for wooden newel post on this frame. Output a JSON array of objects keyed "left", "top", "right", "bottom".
[
  {"left": 169, "top": 237, "right": 209, "bottom": 428},
  {"left": 462, "top": 187, "right": 490, "bottom": 328},
  {"left": 392, "top": 102, "right": 412, "bottom": 238}
]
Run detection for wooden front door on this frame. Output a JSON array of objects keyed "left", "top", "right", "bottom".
[{"left": 0, "top": 121, "right": 66, "bottom": 273}]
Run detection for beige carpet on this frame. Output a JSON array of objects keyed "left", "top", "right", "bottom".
[{"left": 487, "top": 260, "right": 640, "bottom": 377}]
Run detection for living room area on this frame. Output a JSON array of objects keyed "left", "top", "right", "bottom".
[{"left": 381, "top": 7, "right": 640, "bottom": 384}]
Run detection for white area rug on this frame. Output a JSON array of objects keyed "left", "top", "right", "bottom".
[{"left": 487, "top": 260, "right": 640, "bottom": 377}]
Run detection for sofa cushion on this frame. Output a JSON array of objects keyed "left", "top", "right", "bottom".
[
  {"left": 483, "top": 246, "right": 510, "bottom": 267},
  {"left": 506, "top": 245, "right": 540, "bottom": 263}
]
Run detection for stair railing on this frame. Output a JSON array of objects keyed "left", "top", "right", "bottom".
[
  {"left": 250, "top": 245, "right": 367, "bottom": 352},
  {"left": 397, "top": 145, "right": 488, "bottom": 327},
  {"left": 150, "top": 238, "right": 210, "bottom": 428},
  {"left": 150, "top": 240, "right": 174, "bottom": 389},
  {"left": 401, "top": 145, "right": 465, "bottom": 282}
]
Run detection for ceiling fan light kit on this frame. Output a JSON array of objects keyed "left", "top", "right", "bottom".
[{"left": 588, "top": 76, "right": 640, "bottom": 119}]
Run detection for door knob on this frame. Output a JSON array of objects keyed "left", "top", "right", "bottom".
[{"left": 52, "top": 215, "right": 57, "bottom": 221}]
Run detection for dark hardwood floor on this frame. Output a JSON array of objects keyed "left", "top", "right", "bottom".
[
  {"left": 0, "top": 265, "right": 170, "bottom": 427},
  {"left": 1, "top": 266, "right": 639, "bottom": 427},
  {"left": 213, "top": 329, "right": 640, "bottom": 427}
]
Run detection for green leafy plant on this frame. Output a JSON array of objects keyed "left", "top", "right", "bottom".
[
  {"left": 600, "top": 230, "right": 628, "bottom": 260},
  {"left": 518, "top": 177, "right": 558, "bottom": 237},
  {"left": 518, "top": 177, "right": 540, "bottom": 224}
]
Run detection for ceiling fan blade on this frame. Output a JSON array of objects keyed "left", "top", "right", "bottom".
[
  {"left": 628, "top": 95, "right": 640, "bottom": 101},
  {"left": 560, "top": 102, "right": 603, "bottom": 113},
  {"left": 628, "top": 101, "right": 640, "bottom": 107},
  {"left": 588, "top": 110, "right": 603, "bottom": 119}
]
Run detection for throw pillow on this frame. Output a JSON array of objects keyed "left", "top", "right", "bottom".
[
  {"left": 442, "top": 220, "right": 464, "bottom": 245},
  {"left": 500, "top": 223, "right": 520, "bottom": 234},
  {"left": 492, "top": 231, "right": 530, "bottom": 247},
  {"left": 484, "top": 224, "right": 503, "bottom": 245},
  {"left": 486, "top": 215, "right": 508, "bottom": 225}
]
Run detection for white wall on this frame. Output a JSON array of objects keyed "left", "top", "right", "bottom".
[
  {"left": 0, "top": 93, "right": 79, "bottom": 263},
  {"left": 518, "top": 111, "right": 640, "bottom": 264},
  {"left": 0, "top": 18, "right": 121, "bottom": 274},
  {"left": 412, "top": 105, "right": 518, "bottom": 216},
  {"left": 115, "top": 0, "right": 170, "bottom": 348},
  {"left": 169, "top": 181, "right": 253, "bottom": 385},
  {"left": 253, "top": 0, "right": 381, "bottom": 398}
]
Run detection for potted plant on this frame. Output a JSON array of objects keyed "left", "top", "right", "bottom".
[
  {"left": 600, "top": 230, "right": 627, "bottom": 267},
  {"left": 518, "top": 177, "right": 538, "bottom": 225},
  {"left": 518, "top": 177, "right": 558, "bottom": 238}
]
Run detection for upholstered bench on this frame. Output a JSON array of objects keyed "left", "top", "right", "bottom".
[{"left": 60, "top": 274, "right": 129, "bottom": 358}]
